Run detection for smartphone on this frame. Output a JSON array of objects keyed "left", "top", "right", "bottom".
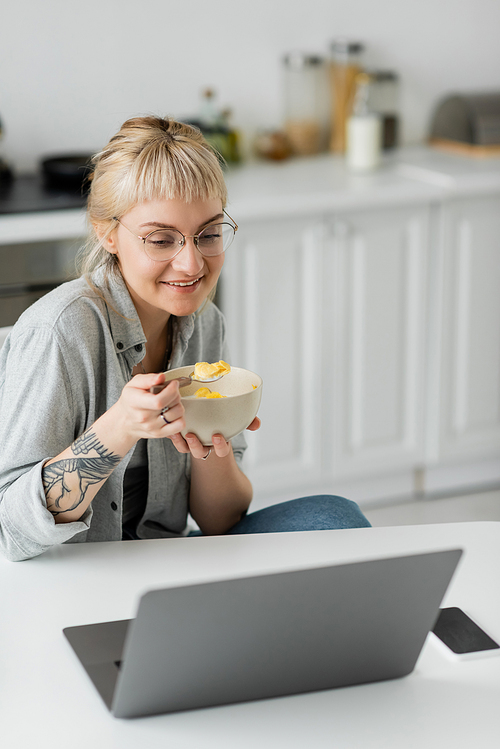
[{"left": 432, "top": 607, "right": 500, "bottom": 658}]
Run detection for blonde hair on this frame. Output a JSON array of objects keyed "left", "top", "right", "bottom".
[{"left": 77, "top": 116, "right": 227, "bottom": 279}]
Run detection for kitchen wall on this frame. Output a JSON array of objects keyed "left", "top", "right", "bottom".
[{"left": 0, "top": 0, "right": 499, "bottom": 173}]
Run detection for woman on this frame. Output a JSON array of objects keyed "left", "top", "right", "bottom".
[{"left": 0, "top": 116, "right": 370, "bottom": 561}]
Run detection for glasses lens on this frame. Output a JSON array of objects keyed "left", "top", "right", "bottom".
[
  {"left": 198, "top": 223, "right": 235, "bottom": 256},
  {"left": 144, "top": 229, "right": 183, "bottom": 260}
]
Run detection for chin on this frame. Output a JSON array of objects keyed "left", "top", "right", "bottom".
[
  {"left": 162, "top": 284, "right": 216, "bottom": 316},
  {"left": 166, "top": 296, "right": 211, "bottom": 318}
]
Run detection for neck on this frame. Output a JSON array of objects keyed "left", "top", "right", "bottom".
[
  {"left": 138, "top": 316, "right": 173, "bottom": 375},
  {"left": 145, "top": 316, "right": 171, "bottom": 348}
]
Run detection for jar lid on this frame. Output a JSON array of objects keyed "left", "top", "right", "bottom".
[
  {"left": 330, "top": 39, "right": 364, "bottom": 55},
  {"left": 283, "top": 52, "right": 325, "bottom": 69}
]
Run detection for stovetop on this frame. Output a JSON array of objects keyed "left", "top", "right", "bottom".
[{"left": 0, "top": 175, "right": 87, "bottom": 215}]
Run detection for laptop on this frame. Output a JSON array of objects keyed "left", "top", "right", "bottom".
[{"left": 63, "top": 548, "right": 462, "bottom": 718}]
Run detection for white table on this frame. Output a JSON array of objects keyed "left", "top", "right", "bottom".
[{"left": 1, "top": 522, "right": 499, "bottom": 748}]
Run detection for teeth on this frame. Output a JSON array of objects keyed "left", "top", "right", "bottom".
[{"left": 167, "top": 279, "right": 200, "bottom": 287}]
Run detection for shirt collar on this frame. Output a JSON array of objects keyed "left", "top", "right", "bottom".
[{"left": 90, "top": 265, "right": 196, "bottom": 367}]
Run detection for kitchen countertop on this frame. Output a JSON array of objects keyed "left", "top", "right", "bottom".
[
  {"left": 1, "top": 146, "right": 500, "bottom": 241},
  {"left": 224, "top": 146, "right": 500, "bottom": 219}
]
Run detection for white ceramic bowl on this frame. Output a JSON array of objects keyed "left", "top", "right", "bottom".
[{"left": 163, "top": 366, "right": 263, "bottom": 446}]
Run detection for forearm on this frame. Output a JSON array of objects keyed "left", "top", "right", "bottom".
[
  {"left": 43, "top": 402, "right": 136, "bottom": 524},
  {"left": 43, "top": 373, "right": 185, "bottom": 524},
  {"left": 189, "top": 448, "right": 253, "bottom": 535}
]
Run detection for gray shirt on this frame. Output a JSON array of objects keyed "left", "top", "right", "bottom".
[{"left": 0, "top": 266, "right": 246, "bottom": 561}]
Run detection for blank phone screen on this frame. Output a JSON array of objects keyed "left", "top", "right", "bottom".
[{"left": 432, "top": 607, "right": 500, "bottom": 654}]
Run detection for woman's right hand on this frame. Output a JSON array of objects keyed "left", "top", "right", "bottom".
[{"left": 114, "top": 372, "right": 186, "bottom": 442}]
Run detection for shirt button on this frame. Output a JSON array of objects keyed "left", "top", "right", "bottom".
[
  {"left": 135, "top": 344, "right": 143, "bottom": 352},
  {"left": 116, "top": 342, "right": 124, "bottom": 350},
  {"left": 110, "top": 501, "right": 118, "bottom": 511}
]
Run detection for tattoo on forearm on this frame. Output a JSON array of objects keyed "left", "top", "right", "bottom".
[
  {"left": 43, "top": 430, "right": 121, "bottom": 517},
  {"left": 72, "top": 429, "right": 114, "bottom": 458}
]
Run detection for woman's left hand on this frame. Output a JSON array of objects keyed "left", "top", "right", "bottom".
[{"left": 169, "top": 417, "right": 261, "bottom": 460}]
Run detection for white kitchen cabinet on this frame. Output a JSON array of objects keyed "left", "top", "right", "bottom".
[
  {"left": 323, "top": 204, "right": 430, "bottom": 481},
  {"left": 220, "top": 216, "right": 324, "bottom": 497},
  {"left": 221, "top": 203, "right": 432, "bottom": 505},
  {"left": 222, "top": 180, "right": 500, "bottom": 507},
  {"left": 424, "top": 193, "right": 500, "bottom": 489}
]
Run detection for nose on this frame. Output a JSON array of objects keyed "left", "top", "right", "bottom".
[{"left": 171, "top": 236, "right": 204, "bottom": 275}]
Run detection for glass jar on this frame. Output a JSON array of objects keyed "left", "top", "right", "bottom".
[
  {"left": 329, "top": 39, "right": 364, "bottom": 153},
  {"left": 282, "top": 53, "right": 330, "bottom": 156},
  {"left": 367, "top": 71, "right": 400, "bottom": 149}
]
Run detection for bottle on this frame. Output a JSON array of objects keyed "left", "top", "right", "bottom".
[
  {"left": 220, "top": 108, "right": 241, "bottom": 163},
  {"left": 199, "top": 88, "right": 223, "bottom": 129},
  {"left": 346, "top": 73, "right": 382, "bottom": 171},
  {"left": 194, "top": 89, "right": 241, "bottom": 164},
  {"left": 329, "top": 39, "right": 364, "bottom": 153},
  {"left": 282, "top": 52, "right": 330, "bottom": 156}
]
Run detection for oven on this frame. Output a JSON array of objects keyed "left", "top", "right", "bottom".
[
  {"left": 0, "top": 237, "right": 79, "bottom": 326},
  {"left": 0, "top": 173, "right": 87, "bottom": 327}
]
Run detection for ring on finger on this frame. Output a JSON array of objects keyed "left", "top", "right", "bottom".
[
  {"left": 200, "top": 448, "right": 212, "bottom": 461},
  {"left": 160, "top": 406, "right": 170, "bottom": 425}
]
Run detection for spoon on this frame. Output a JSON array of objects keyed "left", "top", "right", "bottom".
[{"left": 150, "top": 372, "right": 225, "bottom": 394}]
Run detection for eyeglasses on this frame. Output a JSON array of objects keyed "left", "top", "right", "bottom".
[{"left": 113, "top": 211, "right": 238, "bottom": 262}]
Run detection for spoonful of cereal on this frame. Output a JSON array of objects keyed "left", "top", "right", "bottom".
[{"left": 150, "top": 361, "right": 231, "bottom": 394}]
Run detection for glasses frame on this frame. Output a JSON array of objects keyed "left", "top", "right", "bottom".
[{"left": 113, "top": 210, "right": 238, "bottom": 262}]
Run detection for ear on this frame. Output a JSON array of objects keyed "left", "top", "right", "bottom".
[{"left": 93, "top": 222, "right": 118, "bottom": 254}]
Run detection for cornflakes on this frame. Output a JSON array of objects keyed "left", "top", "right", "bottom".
[
  {"left": 194, "top": 387, "right": 226, "bottom": 399},
  {"left": 193, "top": 360, "right": 231, "bottom": 381}
]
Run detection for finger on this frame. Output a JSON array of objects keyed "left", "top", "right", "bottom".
[
  {"left": 246, "top": 417, "right": 261, "bottom": 432},
  {"left": 184, "top": 433, "right": 212, "bottom": 460},
  {"left": 131, "top": 380, "right": 182, "bottom": 413},
  {"left": 124, "top": 372, "right": 171, "bottom": 402},
  {"left": 150, "top": 376, "right": 192, "bottom": 393},
  {"left": 210, "top": 434, "right": 231, "bottom": 458},
  {"left": 128, "top": 371, "right": 166, "bottom": 391},
  {"left": 184, "top": 432, "right": 221, "bottom": 460},
  {"left": 169, "top": 432, "right": 191, "bottom": 453},
  {"left": 158, "top": 403, "right": 184, "bottom": 425},
  {"left": 159, "top": 411, "right": 186, "bottom": 435},
  {"left": 152, "top": 380, "right": 181, "bottom": 409}
]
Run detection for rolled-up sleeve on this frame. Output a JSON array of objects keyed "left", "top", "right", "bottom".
[
  {"left": 0, "top": 326, "right": 91, "bottom": 561},
  {"left": 0, "top": 460, "right": 92, "bottom": 561}
]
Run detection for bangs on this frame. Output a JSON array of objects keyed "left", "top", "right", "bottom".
[{"left": 116, "top": 139, "right": 227, "bottom": 210}]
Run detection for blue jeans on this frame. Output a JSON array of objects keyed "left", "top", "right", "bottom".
[{"left": 189, "top": 495, "right": 371, "bottom": 536}]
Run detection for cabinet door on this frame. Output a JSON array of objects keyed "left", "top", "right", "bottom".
[
  {"left": 431, "top": 194, "right": 500, "bottom": 462},
  {"left": 219, "top": 216, "right": 324, "bottom": 497},
  {"left": 323, "top": 205, "right": 430, "bottom": 479}
]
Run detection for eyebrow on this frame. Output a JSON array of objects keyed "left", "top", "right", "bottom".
[{"left": 138, "top": 213, "right": 225, "bottom": 231}]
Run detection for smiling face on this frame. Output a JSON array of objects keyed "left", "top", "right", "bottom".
[{"left": 103, "top": 197, "right": 225, "bottom": 329}]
